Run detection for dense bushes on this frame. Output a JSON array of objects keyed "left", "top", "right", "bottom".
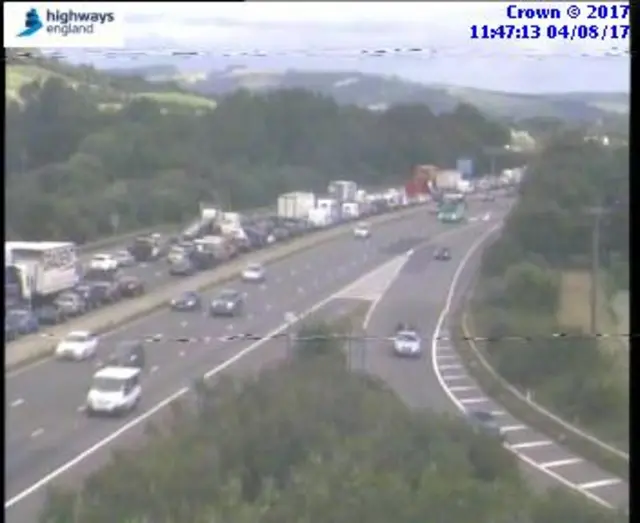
[
  {"left": 470, "top": 131, "right": 628, "bottom": 446},
  {"left": 39, "top": 322, "right": 623, "bottom": 523}
]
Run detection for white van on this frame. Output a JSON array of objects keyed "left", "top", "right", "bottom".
[{"left": 86, "top": 366, "right": 141, "bottom": 416}]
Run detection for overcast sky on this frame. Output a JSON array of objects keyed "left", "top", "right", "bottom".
[{"left": 71, "top": 2, "right": 629, "bottom": 93}]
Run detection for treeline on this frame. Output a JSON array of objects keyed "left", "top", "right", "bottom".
[
  {"left": 474, "top": 131, "right": 629, "bottom": 446},
  {"left": 40, "top": 322, "right": 624, "bottom": 523},
  {"left": 7, "top": 68, "right": 510, "bottom": 242}
]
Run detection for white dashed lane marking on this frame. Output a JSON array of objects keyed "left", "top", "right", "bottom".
[
  {"left": 580, "top": 478, "right": 622, "bottom": 490},
  {"left": 448, "top": 385, "right": 476, "bottom": 393},
  {"left": 510, "top": 440, "right": 553, "bottom": 450},
  {"left": 500, "top": 425, "right": 527, "bottom": 433},
  {"left": 31, "top": 428, "right": 44, "bottom": 439},
  {"left": 458, "top": 397, "right": 489, "bottom": 405},
  {"left": 542, "top": 458, "right": 583, "bottom": 469},
  {"left": 10, "top": 399, "right": 25, "bottom": 408}
]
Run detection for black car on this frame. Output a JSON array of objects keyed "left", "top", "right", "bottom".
[
  {"left": 37, "top": 305, "right": 66, "bottom": 325},
  {"left": 129, "top": 235, "right": 162, "bottom": 262},
  {"left": 105, "top": 340, "right": 146, "bottom": 370},
  {"left": 467, "top": 410, "right": 506, "bottom": 442},
  {"left": 210, "top": 289, "right": 244, "bottom": 317},
  {"left": 171, "top": 291, "right": 202, "bottom": 311},
  {"left": 434, "top": 247, "right": 451, "bottom": 261},
  {"left": 75, "top": 282, "right": 104, "bottom": 309},
  {"left": 169, "top": 258, "right": 196, "bottom": 276},
  {"left": 91, "top": 280, "right": 121, "bottom": 304},
  {"left": 119, "top": 276, "right": 145, "bottom": 298}
]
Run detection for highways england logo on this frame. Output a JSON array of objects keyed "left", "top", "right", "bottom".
[
  {"left": 5, "top": 3, "right": 124, "bottom": 48},
  {"left": 17, "top": 7, "right": 115, "bottom": 38}
]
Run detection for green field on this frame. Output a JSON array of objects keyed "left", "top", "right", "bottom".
[{"left": 6, "top": 64, "right": 216, "bottom": 111}]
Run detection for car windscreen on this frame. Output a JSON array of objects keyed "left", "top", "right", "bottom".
[
  {"left": 65, "top": 333, "right": 89, "bottom": 342},
  {"left": 396, "top": 333, "right": 418, "bottom": 342},
  {"left": 92, "top": 377, "right": 125, "bottom": 392}
]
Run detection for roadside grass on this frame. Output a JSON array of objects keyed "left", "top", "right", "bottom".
[
  {"left": 6, "top": 65, "right": 217, "bottom": 112},
  {"left": 131, "top": 91, "right": 217, "bottom": 110},
  {"left": 455, "top": 292, "right": 628, "bottom": 480},
  {"left": 558, "top": 270, "right": 628, "bottom": 379}
]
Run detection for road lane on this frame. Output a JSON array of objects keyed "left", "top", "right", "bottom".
[
  {"left": 6, "top": 204, "right": 495, "bottom": 518},
  {"left": 363, "top": 218, "right": 629, "bottom": 511}
]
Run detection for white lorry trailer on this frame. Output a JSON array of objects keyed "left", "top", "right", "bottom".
[
  {"left": 5, "top": 241, "right": 79, "bottom": 301},
  {"left": 277, "top": 192, "right": 316, "bottom": 220}
]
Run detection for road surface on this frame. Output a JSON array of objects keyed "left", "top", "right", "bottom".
[
  {"left": 6, "top": 200, "right": 500, "bottom": 523},
  {"left": 362, "top": 221, "right": 629, "bottom": 512}
]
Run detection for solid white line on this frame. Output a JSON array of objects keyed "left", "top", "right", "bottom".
[
  {"left": 580, "top": 478, "right": 622, "bottom": 490},
  {"left": 4, "top": 225, "right": 456, "bottom": 510},
  {"left": 542, "top": 458, "right": 582, "bottom": 469},
  {"left": 458, "top": 397, "right": 488, "bottom": 405},
  {"left": 510, "top": 440, "right": 552, "bottom": 450},
  {"left": 429, "top": 223, "right": 619, "bottom": 509},
  {"left": 500, "top": 425, "right": 527, "bottom": 433}
]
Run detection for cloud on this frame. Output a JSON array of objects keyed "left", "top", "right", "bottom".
[{"left": 65, "top": 2, "right": 628, "bottom": 92}]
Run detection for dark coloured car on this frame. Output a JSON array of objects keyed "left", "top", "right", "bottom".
[
  {"left": 75, "top": 282, "right": 104, "bottom": 309},
  {"left": 467, "top": 410, "right": 505, "bottom": 441},
  {"left": 119, "top": 276, "right": 145, "bottom": 298},
  {"left": 54, "top": 292, "right": 87, "bottom": 317},
  {"left": 434, "top": 247, "right": 451, "bottom": 261},
  {"left": 91, "top": 280, "right": 121, "bottom": 304},
  {"left": 37, "top": 305, "right": 66, "bottom": 325},
  {"left": 169, "top": 258, "right": 196, "bottom": 276},
  {"left": 105, "top": 340, "right": 146, "bottom": 370},
  {"left": 170, "top": 291, "right": 202, "bottom": 311},
  {"left": 6, "top": 308, "right": 39, "bottom": 336},
  {"left": 129, "top": 235, "right": 163, "bottom": 262},
  {"left": 210, "top": 289, "right": 244, "bottom": 317}
]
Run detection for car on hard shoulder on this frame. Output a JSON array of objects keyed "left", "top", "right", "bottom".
[
  {"left": 210, "top": 289, "right": 244, "bottom": 317},
  {"left": 55, "top": 330, "right": 98, "bottom": 361},
  {"left": 241, "top": 263, "right": 266, "bottom": 283},
  {"left": 85, "top": 366, "right": 142, "bottom": 417},
  {"left": 170, "top": 291, "right": 202, "bottom": 312},
  {"left": 434, "top": 247, "right": 451, "bottom": 261},
  {"left": 467, "top": 410, "right": 506, "bottom": 442}
]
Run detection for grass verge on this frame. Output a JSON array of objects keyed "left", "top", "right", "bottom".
[{"left": 452, "top": 288, "right": 629, "bottom": 481}]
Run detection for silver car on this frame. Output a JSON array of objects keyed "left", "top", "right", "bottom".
[{"left": 392, "top": 330, "right": 421, "bottom": 358}]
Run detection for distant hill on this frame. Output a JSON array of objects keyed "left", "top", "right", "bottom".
[
  {"left": 178, "top": 68, "right": 627, "bottom": 123},
  {"left": 5, "top": 52, "right": 216, "bottom": 112}
]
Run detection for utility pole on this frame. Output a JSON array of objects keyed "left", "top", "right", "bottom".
[{"left": 589, "top": 206, "right": 604, "bottom": 336}]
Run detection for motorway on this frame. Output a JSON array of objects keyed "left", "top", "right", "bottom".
[
  {"left": 361, "top": 221, "right": 629, "bottom": 511},
  {"left": 6, "top": 200, "right": 499, "bottom": 523}
]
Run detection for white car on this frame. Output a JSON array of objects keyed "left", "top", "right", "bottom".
[
  {"left": 393, "top": 330, "right": 422, "bottom": 358},
  {"left": 85, "top": 366, "right": 142, "bottom": 416},
  {"left": 55, "top": 330, "right": 98, "bottom": 360},
  {"left": 90, "top": 253, "right": 118, "bottom": 271},
  {"left": 241, "top": 263, "right": 266, "bottom": 282},
  {"left": 353, "top": 223, "right": 371, "bottom": 239},
  {"left": 113, "top": 250, "right": 135, "bottom": 267}
]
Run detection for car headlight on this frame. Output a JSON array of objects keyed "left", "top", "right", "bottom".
[{"left": 226, "top": 303, "right": 233, "bottom": 309}]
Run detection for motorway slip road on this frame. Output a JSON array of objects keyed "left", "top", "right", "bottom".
[
  {"left": 6, "top": 200, "right": 500, "bottom": 523},
  {"left": 361, "top": 221, "right": 629, "bottom": 512}
]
